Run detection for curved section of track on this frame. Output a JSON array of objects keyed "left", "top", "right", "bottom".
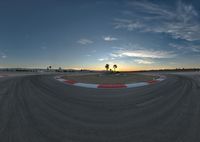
[
  {"left": 0, "top": 74, "right": 200, "bottom": 142},
  {"left": 55, "top": 75, "right": 166, "bottom": 89}
]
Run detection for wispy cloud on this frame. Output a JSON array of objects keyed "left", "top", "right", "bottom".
[
  {"left": 169, "top": 42, "right": 200, "bottom": 53},
  {"left": 114, "top": 19, "right": 144, "bottom": 31},
  {"left": 97, "top": 42, "right": 176, "bottom": 64},
  {"left": 1, "top": 55, "right": 7, "bottom": 59},
  {"left": 169, "top": 43, "right": 185, "bottom": 50},
  {"left": 77, "top": 38, "right": 93, "bottom": 45},
  {"left": 134, "top": 59, "right": 154, "bottom": 64},
  {"left": 191, "top": 47, "right": 200, "bottom": 52},
  {"left": 98, "top": 57, "right": 116, "bottom": 62},
  {"left": 98, "top": 58, "right": 109, "bottom": 61},
  {"left": 111, "top": 49, "right": 176, "bottom": 59},
  {"left": 103, "top": 36, "right": 118, "bottom": 41},
  {"left": 0, "top": 52, "right": 7, "bottom": 59},
  {"left": 114, "top": 1, "right": 200, "bottom": 41}
]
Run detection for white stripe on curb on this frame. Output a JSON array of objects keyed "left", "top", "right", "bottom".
[
  {"left": 156, "top": 78, "right": 165, "bottom": 81},
  {"left": 74, "top": 83, "right": 98, "bottom": 88},
  {"left": 126, "top": 82, "right": 148, "bottom": 88},
  {"left": 57, "top": 78, "right": 66, "bottom": 82}
]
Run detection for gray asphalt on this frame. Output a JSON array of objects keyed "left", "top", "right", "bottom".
[{"left": 0, "top": 74, "right": 200, "bottom": 142}]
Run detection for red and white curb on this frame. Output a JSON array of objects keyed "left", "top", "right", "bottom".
[{"left": 55, "top": 75, "right": 166, "bottom": 89}]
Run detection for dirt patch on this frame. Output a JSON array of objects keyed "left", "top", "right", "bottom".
[{"left": 62, "top": 73, "right": 158, "bottom": 84}]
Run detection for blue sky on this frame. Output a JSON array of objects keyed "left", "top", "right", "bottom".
[{"left": 0, "top": 0, "right": 200, "bottom": 70}]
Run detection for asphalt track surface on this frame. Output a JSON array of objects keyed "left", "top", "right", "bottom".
[{"left": 0, "top": 74, "right": 200, "bottom": 142}]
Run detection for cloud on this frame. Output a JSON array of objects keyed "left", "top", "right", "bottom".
[
  {"left": 169, "top": 43, "right": 185, "bottom": 50},
  {"left": 98, "top": 43, "right": 176, "bottom": 64},
  {"left": 0, "top": 52, "right": 7, "bottom": 59},
  {"left": 169, "top": 43, "right": 200, "bottom": 52},
  {"left": 77, "top": 38, "right": 93, "bottom": 45},
  {"left": 114, "top": 1, "right": 200, "bottom": 41},
  {"left": 111, "top": 49, "right": 176, "bottom": 59},
  {"left": 98, "top": 58, "right": 109, "bottom": 61},
  {"left": 134, "top": 59, "right": 154, "bottom": 64},
  {"left": 98, "top": 57, "right": 116, "bottom": 62},
  {"left": 1, "top": 55, "right": 7, "bottom": 59},
  {"left": 114, "top": 19, "right": 144, "bottom": 31},
  {"left": 191, "top": 47, "right": 200, "bottom": 52},
  {"left": 103, "top": 36, "right": 118, "bottom": 41}
]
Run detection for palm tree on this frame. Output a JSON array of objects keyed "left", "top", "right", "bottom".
[
  {"left": 113, "top": 64, "right": 117, "bottom": 72},
  {"left": 105, "top": 64, "right": 109, "bottom": 71},
  {"left": 49, "top": 66, "right": 52, "bottom": 71}
]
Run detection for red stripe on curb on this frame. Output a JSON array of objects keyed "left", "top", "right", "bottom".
[
  {"left": 147, "top": 80, "right": 158, "bottom": 84},
  {"left": 64, "top": 80, "right": 76, "bottom": 85},
  {"left": 97, "top": 84, "right": 127, "bottom": 88}
]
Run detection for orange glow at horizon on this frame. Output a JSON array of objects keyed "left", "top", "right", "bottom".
[
  {"left": 64, "top": 65, "right": 183, "bottom": 71},
  {"left": 64, "top": 61, "right": 199, "bottom": 71}
]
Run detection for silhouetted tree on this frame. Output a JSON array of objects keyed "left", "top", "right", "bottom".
[
  {"left": 105, "top": 64, "right": 109, "bottom": 71},
  {"left": 113, "top": 64, "right": 117, "bottom": 71}
]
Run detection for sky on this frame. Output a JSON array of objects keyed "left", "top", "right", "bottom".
[{"left": 0, "top": 0, "right": 200, "bottom": 71}]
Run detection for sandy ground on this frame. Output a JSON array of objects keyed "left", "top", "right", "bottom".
[{"left": 62, "top": 73, "right": 157, "bottom": 84}]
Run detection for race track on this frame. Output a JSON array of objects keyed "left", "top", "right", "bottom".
[{"left": 0, "top": 74, "right": 200, "bottom": 142}]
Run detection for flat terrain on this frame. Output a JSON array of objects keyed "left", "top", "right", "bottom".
[
  {"left": 0, "top": 73, "right": 200, "bottom": 142},
  {"left": 62, "top": 73, "right": 157, "bottom": 84}
]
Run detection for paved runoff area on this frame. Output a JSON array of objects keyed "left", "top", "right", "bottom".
[{"left": 0, "top": 72, "right": 200, "bottom": 142}]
